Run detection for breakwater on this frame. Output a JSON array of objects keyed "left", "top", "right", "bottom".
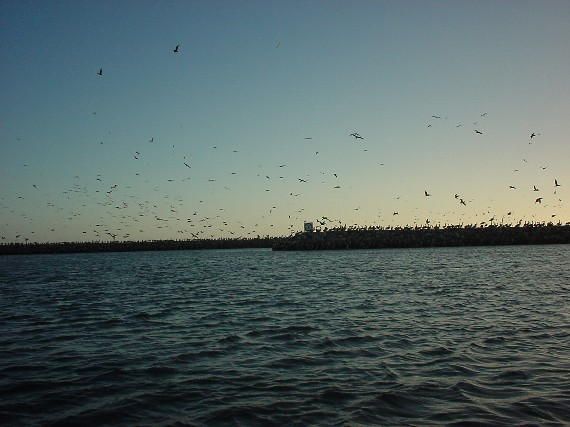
[
  {"left": 2, "top": 223, "right": 569, "bottom": 255},
  {"left": 0, "top": 237, "right": 281, "bottom": 256},
  {"left": 273, "top": 223, "right": 570, "bottom": 250}
]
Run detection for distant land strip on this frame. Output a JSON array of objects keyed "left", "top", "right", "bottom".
[{"left": 1, "top": 223, "right": 569, "bottom": 256}]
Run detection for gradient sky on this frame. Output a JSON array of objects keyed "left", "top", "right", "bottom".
[{"left": 2, "top": 0, "right": 569, "bottom": 243}]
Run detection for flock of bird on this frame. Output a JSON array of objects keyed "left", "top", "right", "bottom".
[{"left": 2, "top": 43, "right": 568, "bottom": 244}]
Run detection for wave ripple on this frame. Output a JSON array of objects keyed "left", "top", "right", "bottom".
[{"left": 1, "top": 246, "right": 570, "bottom": 426}]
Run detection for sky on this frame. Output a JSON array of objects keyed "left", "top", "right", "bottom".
[{"left": 1, "top": 0, "right": 569, "bottom": 243}]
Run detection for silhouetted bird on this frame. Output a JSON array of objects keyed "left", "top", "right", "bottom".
[
  {"left": 475, "top": 130, "right": 483, "bottom": 135},
  {"left": 350, "top": 132, "right": 363, "bottom": 140},
  {"left": 555, "top": 179, "right": 561, "bottom": 187},
  {"left": 535, "top": 198, "right": 542, "bottom": 203},
  {"left": 425, "top": 191, "right": 431, "bottom": 196},
  {"left": 98, "top": 68, "right": 102, "bottom": 76},
  {"left": 533, "top": 185, "right": 539, "bottom": 191},
  {"left": 173, "top": 45, "right": 179, "bottom": 53}
]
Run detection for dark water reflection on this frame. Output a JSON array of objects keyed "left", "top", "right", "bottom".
[{"left": 1, "top": 245, "right": 569, "bottom": 426}]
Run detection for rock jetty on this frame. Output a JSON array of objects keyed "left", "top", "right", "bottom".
[
  {"left": 272, "top": 223, "right": 570, "bottom": 251},
  {"left": 2, "top": 223, "right": 569, "bottom": 255},
  {"left": 0, "top": 237, "right": 281, "bottom": 256}
]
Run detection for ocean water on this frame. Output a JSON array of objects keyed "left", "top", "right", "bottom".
[{"left": 1, "top": 245, "right": 569, "bottom": 426}]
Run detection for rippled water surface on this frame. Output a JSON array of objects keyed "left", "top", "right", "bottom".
[{"left": 1, "top": 245, "right": 569, "bottom": 426}]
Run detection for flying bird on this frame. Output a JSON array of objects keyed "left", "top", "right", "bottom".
[
  {"left": 555, "top": 179, "right": 561, "bottom": 187},
  {"left": 535, "top": 198, "right": 542, "bottom": 203},
  {"left": 98, "top": 68, "right": 102, "bottom": 76},
  {"left": 424, "top": 191, "right": 431, "bottom": 196},
  {"left": 173, "top": 45, "right": 180, "bottom": 53},
  {"left": 475, "top": 130, "right": 483, "bottom": 135},
  {"left": 533, "top": 185, "right": 539, "bottom": 192},
  {"left": 350, "top": 132, "right": 364, "bottom": 140}
]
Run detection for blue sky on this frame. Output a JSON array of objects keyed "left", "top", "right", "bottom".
[{"left": 2, "top": 0, "right": 569, "bottom": 243}]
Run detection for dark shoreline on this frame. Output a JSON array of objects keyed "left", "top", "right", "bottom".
[{"left": 1, "top": 223, "right": 569, "bottom": 255}]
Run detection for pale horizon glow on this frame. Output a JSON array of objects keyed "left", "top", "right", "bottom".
[{"left": 1, "top": 1, "right": 569, "bottom": 243}]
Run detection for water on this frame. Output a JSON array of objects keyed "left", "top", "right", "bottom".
[{"left": 1, "top": 245, "right": 569, "bottom": 426}]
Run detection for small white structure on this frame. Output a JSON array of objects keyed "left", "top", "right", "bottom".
[{"left": 303, "top": 222, "right": 314, "bottom": 232}]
